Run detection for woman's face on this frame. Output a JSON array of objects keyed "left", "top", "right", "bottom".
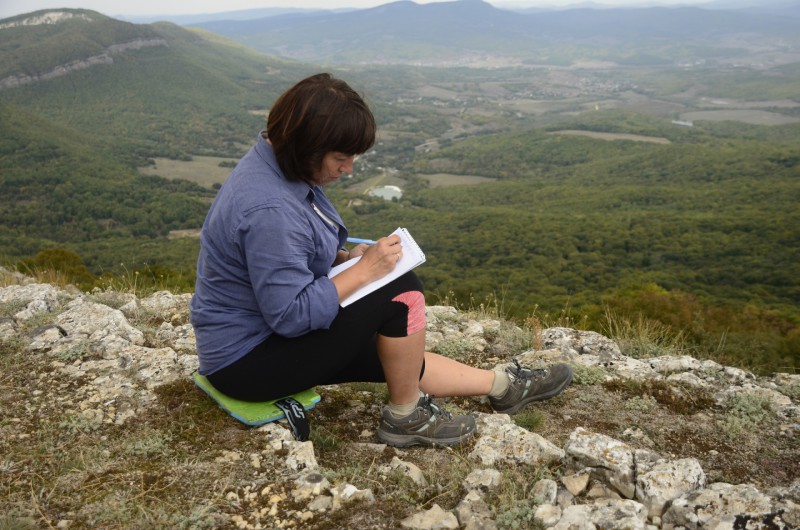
[{"left": 313, "top": 151, "right": 355, "bottom": 185}]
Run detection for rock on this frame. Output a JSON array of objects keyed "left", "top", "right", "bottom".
[
  {"left": 470, "top": 413, "right": 565, "bottom": 466},
  {"left": 564, "top": 427, "right": 636, "bottom": 499},
  {"left": 553, "top": 499, "right": 649, "bottom": 530},
  {"left": 542, "top": 328, "right": 659, "bottom": 379},
  {"left": 541, "top": 327, "right": 623, "bottom": 357},
  {"left": 648, "top": 355, "right": 704, "bottom": 375},
  {"left": 330, "top": 483, "right": 375, "bottom": 511},
  {"left": 463, "top": 518, "right": 498, "bottom": 530},
  {"left": 257, "top": 422, "right": 296, "bottom": 449},
  {"left": 0, "top": 316, "right": 17, "bottom": 340},
  {"left": 561, "top": 471, "right": 591, "bottom": 497},
  {"left": 285, "top": 440, "right": 318, "bottom": 471},
  {"left": 382, "top": 456, "right": 428, "bottom": 487},
  {"left": 716, "top": 383, "right": 793, "bottom": 412},
  {"left": 401, "top": 503, "right": 459, "bottom": 529},
  {"left": 662, "top": 482, "right": 774, "bottom": 529},
  {"left": 119, "top": 290, "right": 192, "bottom": 320},
  {"left": 155, "top": 322, "right": 196, "bottom": 352},
  {"left": 532, "top": 479, "right": 558, "bottom": 505},
  {"left": 293, "top": 471, "right": 330, "bottom": 500},
  {"left": 215, "top": 449, "right": 242, "bottom": 464},
  {"left": 462, "top": 469, "right": 502, "bottom": 492},
  {"left": 533, "top": 504, "right": 562, "bottom": 527},
  {"left": 723, "top": 366, "right": 755, "bottom": 383},
  {"left": 586, "top": 480, "right": 623, "bottom": 500},
  {"left": 455, "top": 490, "right": 497, "bottom": 529},
  {"left": 635, "top": 458, "right": 706, "bottom": 519},
  {"left": 307, "top": 495, "right": 333, "bottom": 512},
  {"left": 50, "top": 342, "right": 195, "bottom": 424},
  {"left": 55, "top": 297, "right": 145, "bottom": 355},
  {"left": 0, "top": 283, "right": 62, "bottom": 320},
  {"left": 770, "top": 479, "right": 800, "bottom": 527},
  {"left": 666, "top": 371, "right": 708, "bottom": 388},
  {"left": 557, "top": 488, "right": 575, "bottom": 509},
  {"left": 28, "top": 324, "right": 67, "bottom": 352},
  {"left": 623, "top": 427, "right": 654, "bottom": 447}
]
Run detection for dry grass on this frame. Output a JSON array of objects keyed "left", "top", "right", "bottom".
[{"left": 601, "top": 306, "right": 686, "bottom": 359}]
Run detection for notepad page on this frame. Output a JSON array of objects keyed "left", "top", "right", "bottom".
[{"left": 329, "top": 227, "right": 426, "bottom": 307}]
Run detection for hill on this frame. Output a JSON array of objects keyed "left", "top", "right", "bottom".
[
  {"left": 0, "top": 9, "right": 313, "bottom": 277},
  {"left": 192, "top": 0, "right": 800, "bottom": 66},
  {"left": 117, "top": 7, "right": 331, "bottom": 26},
  {"left": 0, "top": 273, "right": 797, "bottom": 528},
  {"left": 0, "top": 9, "right": 311, "bottom": 159},
  {"left": 0, "top": 98, "right": 213, "bottom": 264}
]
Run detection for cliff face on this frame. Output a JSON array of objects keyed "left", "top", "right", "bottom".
[
  {"left": 0, "top": 9, "right": 169, "bottom": 88},
  {"left": 0, "top": 38, "right": 168, "bottom": 90},
  {"left": 0, "top": 268, "right": 797, "bottom": 529}
]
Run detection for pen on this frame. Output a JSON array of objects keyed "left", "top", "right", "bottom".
[{"left": 347, "top": 237, "right": 377, "bottom": 245}]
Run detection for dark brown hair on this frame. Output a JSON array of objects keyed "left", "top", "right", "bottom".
[{"left": 267, "top": 73, "right": 376, "bottom": 183}]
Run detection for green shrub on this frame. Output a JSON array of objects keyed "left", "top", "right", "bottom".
[
  {"left": 513, "top": 409, "right": 545, "bottom": 431},
  {"left": 623, "top": 395, "right": 657, "bottom": 411},
  {"left": 718, "top": 393, "right": 776, "bottom": 438},
  {"left": 569, "top": 364, "right": 608, "bottom": 386},
  {"left": 496, "top": 499, "right": 540, "bottom": 530},
  {"left": 433, "top": 337, "right": 474, "bottom": 360}
]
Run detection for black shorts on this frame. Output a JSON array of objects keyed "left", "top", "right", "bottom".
[{"left": 206, "top": 272, "right": 426, "bottom": 401}]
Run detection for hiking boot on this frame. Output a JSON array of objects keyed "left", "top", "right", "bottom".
[
  {"left": 376, "top": 394, "right": 477, "bottom": 448},
  {"left": 490, "top": 360, "right": 573, "bottom": 415}
]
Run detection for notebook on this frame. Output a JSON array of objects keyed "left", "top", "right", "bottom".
[{"left": 329, "top": 227, "right": 426, "bottom": 307}]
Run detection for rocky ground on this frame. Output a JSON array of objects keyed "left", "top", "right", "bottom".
[{"left": 0, "top": 268, "right": 798, "bottom": 529}]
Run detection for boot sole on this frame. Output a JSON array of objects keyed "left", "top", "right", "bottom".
[{"left": 376, "top": 429, "right": 475, "bottom": 448}]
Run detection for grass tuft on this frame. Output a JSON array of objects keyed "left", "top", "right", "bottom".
[{"left": 602, "top": 306, "right": 686, "bottom": 359}]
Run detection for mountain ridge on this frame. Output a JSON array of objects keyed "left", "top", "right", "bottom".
[
  {"left": 191, "top": 0, "right": 800, "bottom": 65},
  {"left": 0, "top": 9, "right": 166, "bottom": 79}
]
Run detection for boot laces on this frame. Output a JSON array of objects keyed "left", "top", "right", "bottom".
[
  {"left": 509, "top": 359, "right": 547, "bottom": 382},
  {"left": 421, "top": 394, "right": 452, "bottom": 421}
]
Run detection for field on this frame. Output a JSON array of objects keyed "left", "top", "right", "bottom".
[
  {"left": 138, "top": 156, "right": 235, "bottom": 188},
  {"left": 420, "top": 173, "right": 496, "bottom": 187},
  {"left": 549, "top": 130, "right": 671, "bottom": 144},
  {"left": 679, "top": 109, "right": 800, "bottom": 125}
]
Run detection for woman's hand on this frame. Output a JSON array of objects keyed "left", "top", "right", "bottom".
[
  {"left": 355, "top": 235, "right": 402, "bottom": 283},
  {"left": 347, "top": 243, "right": 370, "bottom": 260},
  {"left": 330, "top": 235, "right": 403, "bottom": 303}
]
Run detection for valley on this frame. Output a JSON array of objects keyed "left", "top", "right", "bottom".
[{"left": 0, "top": 4, "right": 798, "bottom": 372}]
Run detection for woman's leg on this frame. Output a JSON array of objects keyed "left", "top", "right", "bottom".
[
  {"left": 377, "top": 329, "right": 494, "bottom": 403},
  {"left": 419, "top": 351, "right": 494, "bottom": 397},
  {"left": 208, "top": 272, "right": 431, "bottom": 401},
  {"left": 376, "top": 331, "right": 426, "bottom": 406}
]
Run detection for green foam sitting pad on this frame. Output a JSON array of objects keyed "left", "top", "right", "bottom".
[{"left": 192, "top": 372, "right": 321, "bottom": 426}]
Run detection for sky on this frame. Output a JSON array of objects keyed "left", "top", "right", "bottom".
[{"left": 0, "top": 0, "right": 711, "bottom": 21}]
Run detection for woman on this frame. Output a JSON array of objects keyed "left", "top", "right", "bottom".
[{"left": 190, "top": 73, "right": 572, "bottom": 448}]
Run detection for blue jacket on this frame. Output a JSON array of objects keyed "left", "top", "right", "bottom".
[{"left": 190, "top": 132, "right": 348, "bottom": 375}]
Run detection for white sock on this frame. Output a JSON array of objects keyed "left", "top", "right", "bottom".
[
  {"left": 489, "top": 369, "right": 511, "bottom": 398},
  {"left": 387, "top": 390, "right": 423, "bottom": 418}
]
